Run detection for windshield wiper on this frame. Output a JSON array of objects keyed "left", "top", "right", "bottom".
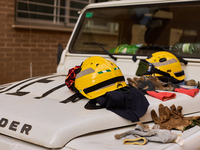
[{"left": 83, "top": 42, "right": 117, "bottom": 61}]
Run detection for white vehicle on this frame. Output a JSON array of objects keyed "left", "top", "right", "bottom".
[{"left": 1, "top": 0, "right": 200, "bottom": 149}]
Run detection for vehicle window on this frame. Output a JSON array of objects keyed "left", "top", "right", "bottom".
[
  {"left": 72, "top": 18, "right": 119, "bottom": 54},
  {"left": 70, "top": 1, "right": 200, "bottom": 58}
]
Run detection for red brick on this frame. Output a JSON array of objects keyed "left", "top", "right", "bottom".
[
  {"left": 0, "top": 38, "right": 13, "bottom": 43},
  {"left": 6, "top": 52, "right": 21, "bottom": 58},
  {"left": 22, "top": 43, "right": 37, "bottom": 47},
  {"left": 15, "top": 38, "right": 30, "bottom": 43},
  {"left": 6, "top": 42, "right": 21, "bottom": 47},
  {"left": 0, "top": 2, "right": 7, "bottom": 7},
  {"left": 6, "top": 33, "right": 22, "bottom": 38},
  {"left": 0, "top": 0, "right": 72, "bottom": 85},
  {"left": 0, "top": 43, "right": 5, "bottom": 47}
]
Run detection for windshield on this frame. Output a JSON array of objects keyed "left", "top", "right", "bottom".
[{"left": 70, "top": 1, "right": 200, "bottom": 58}]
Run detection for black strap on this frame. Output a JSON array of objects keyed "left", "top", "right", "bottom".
[
  {"left": 174, "top": 70, "right": 185, "bottom": 77},
  {"left": 153, "top": 68, "right": 171, "bottom": 77},
  {"left": 132, "top": 55, "right": 137, "bottom": 62},
  {"left": 83, "top": 76, "right": 125, "bottom": 94},
  {"left": 153, "top": 68, "right": 184, "bottom": 83}
]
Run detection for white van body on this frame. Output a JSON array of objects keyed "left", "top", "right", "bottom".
[{"left": 1, "top": 0, "right": 200, "bottom": 149}]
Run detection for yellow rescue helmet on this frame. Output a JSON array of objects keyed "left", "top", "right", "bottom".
[
  {"left": 75, "top": 56, "right": 127, "bottom": 99},
  {"left": 146, "top": 51, "right": 185, "bottom": 82}
]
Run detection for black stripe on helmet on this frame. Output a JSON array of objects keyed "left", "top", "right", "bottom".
[{"left": 83, "top": 76, "right": 125, "bottom": 94}]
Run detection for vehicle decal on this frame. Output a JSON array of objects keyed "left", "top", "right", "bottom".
[
  {"left": 6, "top": 75, "right": 66, "bottom": 97},
  {"left": 85, "top": 12, "right": 93, "bottom": 18},
  {"left": 60, "top": 93, "right": 78, "bottom": 104},
  {"left": 7, "top": 91, "right": 30, "bottom": 96},
  {"left": 0, "top": 87, "right": 6, "bottom": 90},
  {"left": 0, "top": 117, "right": 32, "bottom": 135},
  {"left": 35, "top": 83, "right": 66, "bottom": 99},
  {"left": 0, "top": 76, "right": 40, "bottom": 94}
]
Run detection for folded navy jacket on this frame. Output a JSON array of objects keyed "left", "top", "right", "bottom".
[{"left": 95, "top": 86, "right": 150, "bottom": 122}]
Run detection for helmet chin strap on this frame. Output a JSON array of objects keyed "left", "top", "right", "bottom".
[{"left": 149, "top": 67, "right": 184, "bottom": 83}]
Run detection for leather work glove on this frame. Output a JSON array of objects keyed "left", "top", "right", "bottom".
[
  {"left": 127, "top": 76, "right": 155, "bottom": 93},
  {"left": 115, "top": 123, "right": 178, "bottom": 144},
  {"left": 127, "top": 76, "right": 176, "bottom": 101},
  {"left": 151, "top": 104, "right": 200, "bottom": 131},
  {"left": 127, "top": 76, "right": 176, "bottom": 91}
]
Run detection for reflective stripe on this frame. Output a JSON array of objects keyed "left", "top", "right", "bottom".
[
  {"left": 152, "top": 58, "right": 177, "bottom": 67},
  {"left": 98, "top": 67, "right": 119, "bottom": 74},
  {"left": 76, "top": 68, "right": 95, "bottom": 79},
  {"left": 114, "top": 67, "right": 120, "bottom": 70},
  {"left": 98, "top": 69, "right": 111, "bottom": 74}
]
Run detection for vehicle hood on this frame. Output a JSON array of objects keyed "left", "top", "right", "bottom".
[
  {"left": 0, "top": 74, "right": 200, "bottom": 148},
  {"left": 0, "top": 74, "right": 137, "bottom": 148}
]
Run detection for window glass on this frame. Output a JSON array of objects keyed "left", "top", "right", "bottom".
[
  {"left": 70, "top": 1, "right": 200, "bottom": 58},
  {"left": 73, "top": 19, "right": 119, "bottom": 53}
]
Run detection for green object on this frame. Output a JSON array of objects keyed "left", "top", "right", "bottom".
[
  {"left": 109, "top": 44, "right": 142, "bottom": 54},
  {"left": 135, "top": 60, "right": 149, "bottom": 76},
  {"left": 183, "top": 119, "right": 200, "bottom": 131},
  {"left": 85, "top": 12, "right": 93, "bottom": 18},
  {"left": 98, "top": 69, "right": 111, "bottom": 74},
  {"left": 172, "top": 43, "right": 200, "bottom": 55}
]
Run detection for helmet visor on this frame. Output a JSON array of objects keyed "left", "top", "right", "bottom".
[{"left": 136, "top": 60, "right": 154, "bottom": 76}]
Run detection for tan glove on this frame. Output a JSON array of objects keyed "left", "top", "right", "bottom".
[
  {"left": 151, "top": 104, "right": 200, "bottom": 131},
  {"left": 127, "top": 76, "right": 176, "bottom": 91}
]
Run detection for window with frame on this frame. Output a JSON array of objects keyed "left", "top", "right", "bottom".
[
  {"left": 70, "top": 1, "right": 200, "bottom": 58},
  {"left": 15, "top": 0, "right": 93, "bottom": 28}
]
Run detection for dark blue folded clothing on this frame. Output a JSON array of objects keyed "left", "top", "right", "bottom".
[{"left": 96, "top": 86, "right": 149, "bottom": 122}]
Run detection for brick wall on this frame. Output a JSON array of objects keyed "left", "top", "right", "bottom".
[{"left": 0, "top": 0, "right": 72, "bottom": 85}]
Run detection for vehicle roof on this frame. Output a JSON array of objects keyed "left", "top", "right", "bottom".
[{"left": 85, "top": 0, "right": 199, "bottom": 10}]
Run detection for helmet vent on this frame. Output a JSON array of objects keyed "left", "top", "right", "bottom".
[
  {"left": 167, "top": 69, "right": 171, "bottom": 72},
  {"left": 159, "top": 58, "right": 167, "bottom": 62}
]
